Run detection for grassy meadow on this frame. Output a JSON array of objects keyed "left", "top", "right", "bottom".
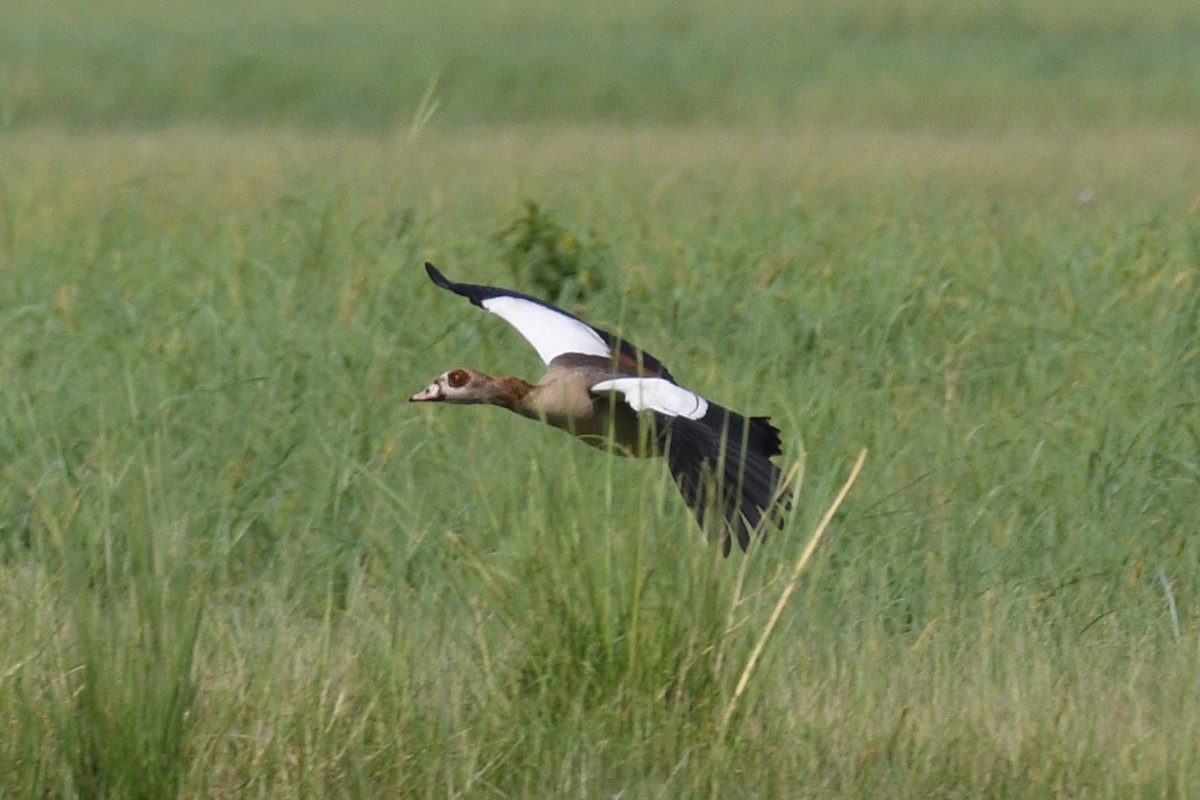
[{"left": 3, "top": 1, "right": 1200, "bottom": 798}]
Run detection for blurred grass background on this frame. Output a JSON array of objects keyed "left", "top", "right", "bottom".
[
  {"left": 3, "top": 0, "right": 1200, "bottom": 129},
  {"left": 2, "top": 1, "right": 1200, "bottom": 798}
]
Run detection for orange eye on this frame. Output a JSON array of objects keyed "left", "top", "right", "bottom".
[{"left": 448, "top": 369, "right": 469, "bottom": 388}]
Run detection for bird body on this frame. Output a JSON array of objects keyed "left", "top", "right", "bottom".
[
  {"left": 411, "top": 263, "right": 789, "bottom": 554},
  {"left": 411, "top": 358, "right": 644, "bottom": 452}
]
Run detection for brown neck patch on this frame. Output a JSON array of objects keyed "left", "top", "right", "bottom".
[{"left": 492, "top": 375, "right": 536, "bottom": 410}]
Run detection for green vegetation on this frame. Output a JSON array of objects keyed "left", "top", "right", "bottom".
[
  {"left": 2, "top": 124, "right": 1197, "bottom": 798},
  {"left": 3, "top": 0, "right": 1200, "bottom": 129},
  {"left": 495, "top": 201, "right": 609, "bottom": 304},
  {"left": 2, "top": 1, "right": 1200, "bottom": 797}
]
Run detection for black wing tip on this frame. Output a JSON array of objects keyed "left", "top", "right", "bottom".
[
  {"left": 663, "top": 410, "right": 789, "bottom": 557},
  {"left": 726, "top": 479, "right": 787, "bottom": 555},
  {"left": 425, "top": 262, "right": 452, "bottom": 288},
  {"left": 424, "top": 262, "right": 489, "bottom": 308},
  {"left": 699, "top": 406, "right": 784, "bottom": 461},
  {"left": 749, "top": 416, "right": 785, "bottom": 459},
  {"left": 422, "top": 262, "right": 510, "bottom": 311}
]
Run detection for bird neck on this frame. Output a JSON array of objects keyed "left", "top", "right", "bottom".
[{"left": 489, "top": 375, "right": 537, "bottom": 414}]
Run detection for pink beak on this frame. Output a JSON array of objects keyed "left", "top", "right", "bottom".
[{"left": 409, "top": 382, "right": 444, "bottom": 402}]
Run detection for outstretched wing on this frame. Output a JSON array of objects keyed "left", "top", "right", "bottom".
[
  {"left": 424, "top": 263, "right": 674, "bottom": 380},
  {"left": 592, "top": 377, "right": 789, "bottom": 554}
]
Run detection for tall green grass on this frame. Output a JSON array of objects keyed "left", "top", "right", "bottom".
[
  {"left": 2, "top": 0, "right": 1200, "bottom": 129},
  {"left": 1, "top": 126, "right": 1197, "bottom": 796}
]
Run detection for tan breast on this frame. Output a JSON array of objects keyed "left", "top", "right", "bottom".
[{"left": 521, "top": 364, "right": 652, "bottom": 456}]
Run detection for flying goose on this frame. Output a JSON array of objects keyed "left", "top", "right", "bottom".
[{"left": 411, "top": 263, "right": 789, "bottom": 554}]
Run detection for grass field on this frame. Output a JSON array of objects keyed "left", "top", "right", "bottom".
[
  {"left": 3, "top": 2, "right": 1200, "bottom": 798},
  {"left": 4, "top": 0, "right": 1200, "bottom": 129}
]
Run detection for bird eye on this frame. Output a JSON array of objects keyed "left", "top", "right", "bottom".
[{"left": 448, "top": 369, "right": 469, "bottom": 388}]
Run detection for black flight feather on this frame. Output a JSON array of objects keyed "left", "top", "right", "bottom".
[{"left": 658, "top": 403, "right": 789, "bottom": 554}]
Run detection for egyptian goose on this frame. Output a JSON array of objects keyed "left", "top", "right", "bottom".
[{"left": 411, "top": 263, "right": 789, "bottom": 554}]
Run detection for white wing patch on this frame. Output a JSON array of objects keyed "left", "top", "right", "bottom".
[
  {"left": 481, "top": 296, "right": 611, "bottom": 365},
  {"left": 591, "top": 377, "right": 709, "bottom": 420}
]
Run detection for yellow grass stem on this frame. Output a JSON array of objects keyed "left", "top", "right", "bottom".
[{"left": 721, "top": 448, "right": 868, "bottom": 732}]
